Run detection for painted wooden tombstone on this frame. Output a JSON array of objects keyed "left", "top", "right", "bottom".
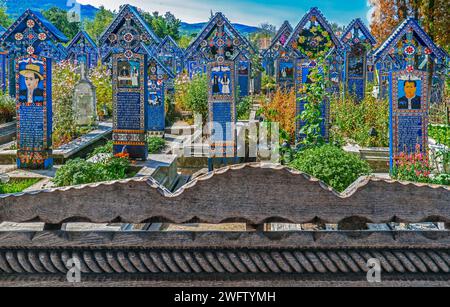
[
  {"left": 0, "top": 49, "right": 6, "bottom": 92},
  {"left": 143, "top": 46, "right": 175, "bottom": 134},
  {"left": 373, "top": 18, "right": 446, "bottom": 170},
  {"left": 184, "top": 12, "right": 256, "bottom": 96},
  {"left": 73, "top": 62, "right": 97, "bottom": 126},
  {"left": 99, "top": 5, "right": 157, "bottom": 160},
  {"left": 262, "top": 21, "right": 293, "bottom": 77},
  {"left": 66, "top": 31, "right": 99, "bottom": 69},
  {"left": 208, "top": 60, "right": 236, "bottom": 160},
  {"left": 0, "top": 10, "right": 68, "bottom": 169},
  {"left": 295, "top": 59, "right": 329, "bottom": 141},
  {"left": 0, "top": 25, "right": 5, "bottom": 92},
  {"left": 155, "top": 36, "right": 184, "bottom": 76},
  {"left": 286, "top": 7, "right": 343, "bottom": 141},
  {"left": 341, "top": 18, "right": 377, "bottom": 101}
]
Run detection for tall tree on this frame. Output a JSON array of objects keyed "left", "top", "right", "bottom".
[
  {"left": 141, "top": 11, "right": 181, "bottom": 41},
  {"left": 42, "top": 7, "right": 80, "bottom": 41},
  {"left": 0, "top": 6, "right": 12, "bottom": 28},
  {"left": 369, "top": 0, "right": 449, "bottom": 51},
  {"left": 85, "top": 6, "right": 115, "bottom": 43}
]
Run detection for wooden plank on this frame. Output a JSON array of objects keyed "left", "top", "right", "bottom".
[{"left": 0, "top": 164, "right": 449, "bottom": 224}]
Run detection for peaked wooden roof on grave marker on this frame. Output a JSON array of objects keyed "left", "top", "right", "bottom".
[
  {"left": 67, "top": 30, "right": 98, "bottom": 51},
  {"left": 157, "top": 35, "right": 184, "bottom": 55},
  {"left": 261, "top": 20, "right": 293, "bottom": 57},
  {"left": 284, "top": 7, "right": 343, "bottom": 56},
  {"left": 141, "top": 44, "right": 176, "bottom": 79},
  {"left": 0, "top": 9, "right": 68, "bottom": 45},
  {"left": 340, "top": 18, "right": 377, "bottom": 48},
  {"left": 99, "top": 4, "right": 160, "bottom": 48},
  {"left": 373, "top": 17, "right": 446, "bottom": 63},
  {"left": 272, "top": 20, "right": 293, "bottom": 45},
  {"left": 184, "top": 12, "right": 257, "bottom": 60}
]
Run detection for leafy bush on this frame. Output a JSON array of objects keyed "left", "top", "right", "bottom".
[
  {"left": 174, "top": 73, "right": 208, "bottom": 122},
  {"left": 330, "top": 91, "right": 389, "bottom": 148},
  {"left": 0, "top": 94, "right": 15, "bottom": 124},
  {"left": 433, "top": 173, "right": 450, "bottom": 186},
  {"left": 261, "top": 72, "right": 276, "bottom": 95},
  {"left": 147, "top": 137, "right": 166, "bottom": 154},
  {"left": 88, "top": 140, "right": 113, "bottom": 158},
  {"left": 289, "top": 145, "right": 372, "bottom": 192},
  {"left": 237, "top": 96, "right": 252, "bottom": 120},
  {"left": 259, "top": 87, "right": 296, "bottom": 141},
  {"left": 90, "top": 64, "right": 113, "bottom": 119},
  {"left": 53, "top": 157, "right": 131, "bottom": 187},
  {"left": 52, "top": 61, "right": 79, "bottom": 148},
  {"left": 429, "top": 125, "right": 450, "bottom": 147}
]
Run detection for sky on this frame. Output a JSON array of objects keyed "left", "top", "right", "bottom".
[{"left": 77, "top": 0, "right": 373, "bottom": 28}]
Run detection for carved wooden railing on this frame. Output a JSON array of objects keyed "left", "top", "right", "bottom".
[{"left": 0, "top": 163, "right": 449, "bottom": 286}]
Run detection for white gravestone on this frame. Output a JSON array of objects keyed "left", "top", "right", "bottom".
[{"left": 73, "top": 62, "right": 97, "bottom": 126}]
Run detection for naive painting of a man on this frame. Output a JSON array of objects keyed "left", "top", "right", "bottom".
[
  {"left": 18, "top": 63, "right": 44, "bottom": 104},
  {"left": 398, "top": 79, "right": 421, "bottom": 110}
]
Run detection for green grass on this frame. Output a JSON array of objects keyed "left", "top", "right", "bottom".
[{"left": 0, "top": 178, "right": 41, "bottom": 194}]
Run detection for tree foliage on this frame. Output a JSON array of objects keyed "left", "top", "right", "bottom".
[
  {"left": 0, "top": 6, "right": 12, "bottom": 28},
  {"left": 369, "top": 0, "right": 449, "bottom": 51},
  {"left": 85, "top": 6, "right": 115, "bottom": 42},
  {"left": 142, "top": 11, "right": 181, "bottom": 41},
  {"left": 42, "top": 7, "right": 80, "bottom": 41}
]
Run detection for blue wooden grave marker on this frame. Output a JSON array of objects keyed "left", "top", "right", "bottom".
[
  {"left": 66, "top": 31, "right": 99, "bottom": 69},
  {"left": 374, "top": 18, "right": 447, "bottom": 171},
  {"left": 341, "top": 18, "right": 377, "bottom": 101},
  {"left": 100, "top": 5, "right": 158, "bottom": 160},
  {"left": 155, "top": 35, "right": 184, "bottom": 75},
  {"left": 262, "top": 21, "right": 293, "bottom": 77},
  {"left": 286, "top": 7, "right": 342, "bottom": 142},
  {"left": 208, "top": 60, "right": 237, "bottom": 162},
  {"left": 294, "top": 59, "right": 329, "bottom": 142},
  {"left": 0, "top": 10, "right": 68, "bottom": 169},
  {"left": 184, "top": 12, "right": 256, "bottom": 97}
]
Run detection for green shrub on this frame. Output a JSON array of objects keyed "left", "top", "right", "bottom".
[
  {"left": 88, "top": 140, "right": 114, "bottom": 158},
  {"left": 175, "top": 73, "right": 208, "bottom": 121},
  {"left": 289, "top": 145, "right": 372, "bottom": 192},
  {"left": 432, "top": 173, "right": 450, "bottom": 186},
  {"left": 330, "top": 92, "right": 389, "bottom": 148},
  {"left": 429, "top": 125, "right": 450, "bottom": 147},
  {"left": 53, "top": 157, "right": 131, "bottom": 187},
  {"left": 147, "top": 137, "right": 166, "bottom": 154},
  {"left": 52, "top": 61, "right": 79, "bottom": 147},
  {"left": 237, "top": 96, "right": 252, "bottom": 120},
  {"left": 90, "top": 64, "right": 113, "bottom": 119},
  {"left": 0, "top": 94, "right": 15, "bottom": 124}
]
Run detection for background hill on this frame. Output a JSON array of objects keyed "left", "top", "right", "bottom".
[{"left": 4, "top": 1, "right": 261, "bottom": 37}]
